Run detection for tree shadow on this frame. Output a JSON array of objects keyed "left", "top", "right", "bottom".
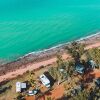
[
  {"left": 0, "top": 80, "right": 10, "bottom": 86},
  {"left": 0, "top": 85, "right": 12, "bottom": 94},
  {"left": 44, "top": 71, "right": 55, "bottom": 87}
]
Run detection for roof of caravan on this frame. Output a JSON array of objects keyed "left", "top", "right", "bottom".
[{"left": 40, "top": 74, "right": 50, "bottom": 84}]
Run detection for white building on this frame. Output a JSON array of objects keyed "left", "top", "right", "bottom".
[
  {"left": 40, "top": 74, "right": 50, "bottom": 88},
  {"left": 16, "top": 82, "right": 26, "bottom": 93}
]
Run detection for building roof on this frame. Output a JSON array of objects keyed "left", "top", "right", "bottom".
[
  {"left": 16, "top": 82, "right": 26, "bottom": 92},
  {"left": 21, "top": 83, "right": 26, "bottom": 89},
  {"left": 16, "top": 82, "right": 21, "bottom": 92},
  {"left": 40, "top": 74, "right": 50, "bottom": 86},
  {"left": 75, "top": 64, "right": 85, "bottom": 74}
]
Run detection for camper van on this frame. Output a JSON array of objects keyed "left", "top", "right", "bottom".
[{"left": 40, "top": 74, "right": 50, "bottom": 88}]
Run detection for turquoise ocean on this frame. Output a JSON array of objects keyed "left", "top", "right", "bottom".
[{"left": 0, "top": 0, "right": 100, "bottom": 62}]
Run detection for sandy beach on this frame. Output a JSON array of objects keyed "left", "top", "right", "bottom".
[
  {"left": 0, "top": 41, "right": 100, "bottom": 83},
  {"left": 0, "top": 53, "right": 70, "bottom": 83},
  {"left": 0, "top": 34, "right": 100, "bottom": 82},
  {"left": 85, "top": 42, "right": 100, "bottom": 49}
]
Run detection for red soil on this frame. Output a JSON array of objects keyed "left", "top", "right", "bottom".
[
  {"left": 26, "top": 84, "right": 64, "bottom": 100},
  {"left": 90, "top": 69, "right": 100, "bottom": 78}
]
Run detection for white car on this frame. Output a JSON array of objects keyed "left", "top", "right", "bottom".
[{"left": 28, "top": 89, "right": 38, "bottom": 96}]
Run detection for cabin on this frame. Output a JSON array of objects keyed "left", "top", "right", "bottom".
[
  {"left": 75, "top": 64, "right": 85, "bottom": 74},
  {"left": 40, "top": 74, "right": 50, "bottom": 88},
  {"left": 16, "top": 82, "right": 26, "bottom": 93}
]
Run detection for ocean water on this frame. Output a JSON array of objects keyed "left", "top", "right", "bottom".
[{"left": 0, "top": 0, "right": 100, "bottom": 61}]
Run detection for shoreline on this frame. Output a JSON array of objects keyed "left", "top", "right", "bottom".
[
  {"left": 1, "top": 32, "right": 100, "bottom": 65},
  {"left": 0, "top": 33, "right": 100, "bottom": 83},
  {"left": 20, "top": 32, "right": 100, "bottom": 59}
]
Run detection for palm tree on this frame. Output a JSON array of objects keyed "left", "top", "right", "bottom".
[{"left": 28, "top": 71, "right": 35, "bottom": 87}]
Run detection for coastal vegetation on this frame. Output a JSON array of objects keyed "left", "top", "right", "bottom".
[
  {"left": 86, "top": 48, "right": 100, "bottom": 68},
  {"left": 0, "top": 41, "right": 100, "bottom": 100},
  {"left": 67, "top": 42, "right": 85, "bottom": 60},
  {"left": 48, "top": 42, "right": 100, "bottom": 100},
  {"left": 59, "top": 86, "right": 100, "bottom": 100},
  {"left": 28, "top": 71, "right": 36, "bottom": 87},
  {"left": 16, "top": 93, "right": 25, "bottom": 100}
]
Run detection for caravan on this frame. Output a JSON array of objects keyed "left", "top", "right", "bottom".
[{"left": 40, "top": 74, "right": 50, "bottom": 88}]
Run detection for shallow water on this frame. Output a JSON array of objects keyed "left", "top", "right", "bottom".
[{"left": 0, "top": 0, "right": 100, "bottom": 61}]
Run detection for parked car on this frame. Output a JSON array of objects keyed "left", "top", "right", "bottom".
[{"left": 28, "top": 89, "right": 39, "bottom": 96}]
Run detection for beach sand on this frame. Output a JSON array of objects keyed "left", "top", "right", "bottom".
[
  {"left": 0, "top": 41, "right": 100, "bottom": 83},
  {"left": 85, "top": 42, "right": 100, "bottom": 49},
  {"left": 0, "top": 53, "right": 70, "bottom": 83}
]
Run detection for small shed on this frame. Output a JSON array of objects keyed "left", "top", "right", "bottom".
[{"left": 16, "top": 82, "right": 26, "bottom": 93}]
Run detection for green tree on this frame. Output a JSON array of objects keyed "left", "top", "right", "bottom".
[
  {"left": 16, "top": 93, "right": 25, "bottom": 100},
  {"left": 66, "top": 61, "right": 75, "bottom": 77},
  {"left": 28, "top": 71, "right": 35, "bottom": 87},
  {"left": 49, "top": 67, "right": 55, "bottom": 77},
  {"left": 72, "top": 90, "right": 89, "bottom": 100},
  {"left": 89, "top": 87, "right": 100, "bottom": 100},
  {"left": 56, "top": 54, "right": 65, "bottom": 69},
  {"left": 87, "top": 48, "right": 100, "bottom": 68},
  {"left": 67, "top": 42, "right": 85, "bottom": 60}
]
